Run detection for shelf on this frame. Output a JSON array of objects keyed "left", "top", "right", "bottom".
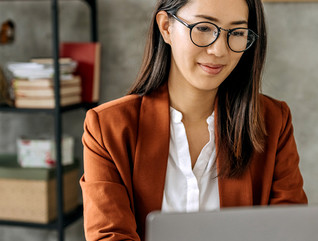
[
  {"left": 0, "top": 204, "right": 83, "bottom": 230},
  {"left": 0, "top": 102, "right": 97, "bottom": 114},
  {"left": 0, "top": 0, "right": 98, "bottom": 240}
]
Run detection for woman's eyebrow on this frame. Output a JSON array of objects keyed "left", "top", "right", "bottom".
[{"left": 195, "top": 14, "right": 248, "bottom": 25}]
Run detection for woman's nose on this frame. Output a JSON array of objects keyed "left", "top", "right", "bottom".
[{"left": 206, "top": 33, "right": 229, "bottom": 57}]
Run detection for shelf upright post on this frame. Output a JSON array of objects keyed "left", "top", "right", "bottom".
[
  {"left": 91, "top": 0, "right": 98, "bottom": 42},
  {"left": 84, "top": 0, "right": 98, "bottom": 42},
  {"left": 51, "top": 0, "right": 64, "bottom": 241}
]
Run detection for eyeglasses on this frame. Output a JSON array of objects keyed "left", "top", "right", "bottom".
[{"left": 168, "top": 12, "right": 258, "bottom": 53}]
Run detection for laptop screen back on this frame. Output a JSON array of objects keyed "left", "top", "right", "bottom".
[{"left": 146, "top": 205, "right": 318, "bottom": 241}]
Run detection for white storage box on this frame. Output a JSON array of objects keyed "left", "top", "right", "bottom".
[{"left": 17, "top": 136, "right": 74, "bottom": 168}]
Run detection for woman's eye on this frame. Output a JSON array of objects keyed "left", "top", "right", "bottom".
[
  {"left": 196, "top": 26, "right": 212, "bottom": 32},
  {"left": 231, "top": 30, "right": 246, "bottom": 37}
]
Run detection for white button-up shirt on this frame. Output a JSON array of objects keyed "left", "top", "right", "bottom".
[{"left": 161, "top": 107, "right": 220, "bottom": 212}]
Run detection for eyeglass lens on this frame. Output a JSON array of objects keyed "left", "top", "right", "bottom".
[{"left": 191, "top": 22, "right": 255, "bottom": 52}]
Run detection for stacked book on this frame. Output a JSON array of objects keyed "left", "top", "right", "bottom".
[{"left": 7, "top": 58, "right": 82, "bottom": 108}]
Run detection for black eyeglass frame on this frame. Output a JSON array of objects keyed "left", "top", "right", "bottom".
[{"left": 167, "top": 11, "right": 259, "bottom": 53}]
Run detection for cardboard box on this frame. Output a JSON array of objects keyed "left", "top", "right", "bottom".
[
  {"left": 0, "top": 154, "right": 79, "bottom": 223},
  {"left": 17, "top": 136, "right": 74, "bottom": 168}
]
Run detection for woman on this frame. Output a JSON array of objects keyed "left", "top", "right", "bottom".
[{"left": 80, "top": 0, "right": 307, "bottom": 240}]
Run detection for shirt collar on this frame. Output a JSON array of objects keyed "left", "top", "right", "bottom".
[{"left": 170, "top": 106, "right": 214, "bottom": 128}]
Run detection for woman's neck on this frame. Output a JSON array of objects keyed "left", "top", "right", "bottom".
[{"left": 168, "top": 78, "right": 217, "bottom": 123}]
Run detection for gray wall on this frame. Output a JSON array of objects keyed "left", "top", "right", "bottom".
[
  {"left": 263, "top": 2, "right": 318, "bottom": 203},
  {"left": 0, "top": 0, "right": 317, "bottom": 240}
]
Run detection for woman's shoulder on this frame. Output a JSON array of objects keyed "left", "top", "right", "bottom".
[
  {"left": 93, "top": 94, "right": 142, "bottom": 114},
  {"left": 260, "top": 94, "right": 290, "bottom": 114},
  {"left": 260, "top": 94, "right": 292, "bottom": 130},
  {"left": 84, "top": 94, "right": 143, "bottom": 129}
]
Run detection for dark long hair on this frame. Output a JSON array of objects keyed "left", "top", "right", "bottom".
[{"left": 128, "top": 0, "right": 267, "bottom": 178}]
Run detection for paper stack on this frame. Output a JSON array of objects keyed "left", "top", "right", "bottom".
[{"left": 7, "top": 58, "right": 82, "bottom": 108}]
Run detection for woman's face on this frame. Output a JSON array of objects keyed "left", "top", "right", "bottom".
[{"left": 167, "top": 0, "right": 249, "bottom": 93}]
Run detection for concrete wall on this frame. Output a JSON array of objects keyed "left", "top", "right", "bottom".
[
  {"left": 0, "top": 0, "right": 317, "bottom": 240},
  {"left": 263, "top": 2, "right": 318, "bottom": 203}
]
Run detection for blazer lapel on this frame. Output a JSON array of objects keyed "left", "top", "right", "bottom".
[
  {"left": 133, "top": 84, "right": 170, "bottom": 227},
  {"left": 214, "top": 99, "right": 253, "bottom": 207},
  {"left": 217, "top": 167, "right": 253, "bottom": 207}
]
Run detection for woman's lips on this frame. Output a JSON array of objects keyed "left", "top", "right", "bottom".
[{"left": 199, "top": 63, "right": 224, "bottom": 75}]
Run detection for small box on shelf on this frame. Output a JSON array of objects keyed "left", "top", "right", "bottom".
[{"left": 17, "top": 136, "right": 74, "bottom": 168}]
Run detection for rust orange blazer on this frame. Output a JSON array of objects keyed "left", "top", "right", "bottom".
[{"left": 80, "top": 84, "right": 307, "bottom": 241}]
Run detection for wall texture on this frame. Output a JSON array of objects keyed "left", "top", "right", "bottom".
[
  {"left": 262, "top": 3, "right": 318, "bottom": 204},
  {"left": 0, "top": 0, "right": 317, "bottom": 240}
]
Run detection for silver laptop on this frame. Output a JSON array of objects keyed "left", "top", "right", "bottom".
[{"left": 146, "top": 205, "right": 318, "bottom": 241}]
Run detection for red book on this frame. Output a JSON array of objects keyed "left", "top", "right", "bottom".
[{"left": 60, "top": 42, "right": 101, "bottom": 103}]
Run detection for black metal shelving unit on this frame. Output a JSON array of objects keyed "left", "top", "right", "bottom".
[{"left": 0, "top": 0, "right": 98, "bottom": 240}]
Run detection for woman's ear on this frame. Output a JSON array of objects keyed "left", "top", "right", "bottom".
[{"left": 156, "top": 11, "right": 172, "bottom": 45}]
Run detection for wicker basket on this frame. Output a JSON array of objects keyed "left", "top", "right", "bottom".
[{"left": 0, "top": 154, "right": 79, "bottom": 223}]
